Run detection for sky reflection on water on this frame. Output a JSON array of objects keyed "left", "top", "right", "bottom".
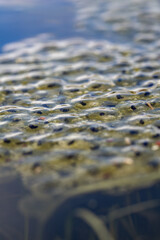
[{"left": 0, "top": 0, "right": 75, "bottom": 49}]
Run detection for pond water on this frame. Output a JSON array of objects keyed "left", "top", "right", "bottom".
[
  {"left": 0, "top": 0, "right": 160, "bottom": 239},
  {"left": 0, "top": 0, "right": 76, "bottom": 48}
]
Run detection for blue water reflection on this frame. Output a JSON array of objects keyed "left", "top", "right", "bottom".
[{"left": 0, "top": 0, "right": 75, "bottom": 48}]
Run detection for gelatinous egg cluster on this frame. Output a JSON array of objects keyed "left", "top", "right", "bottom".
[
  {"left": 1, "top": 0, "right": 160, "bottom": 196},
  {"left": 0, "top": 35, "right": 160, "bottom": 196}
]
